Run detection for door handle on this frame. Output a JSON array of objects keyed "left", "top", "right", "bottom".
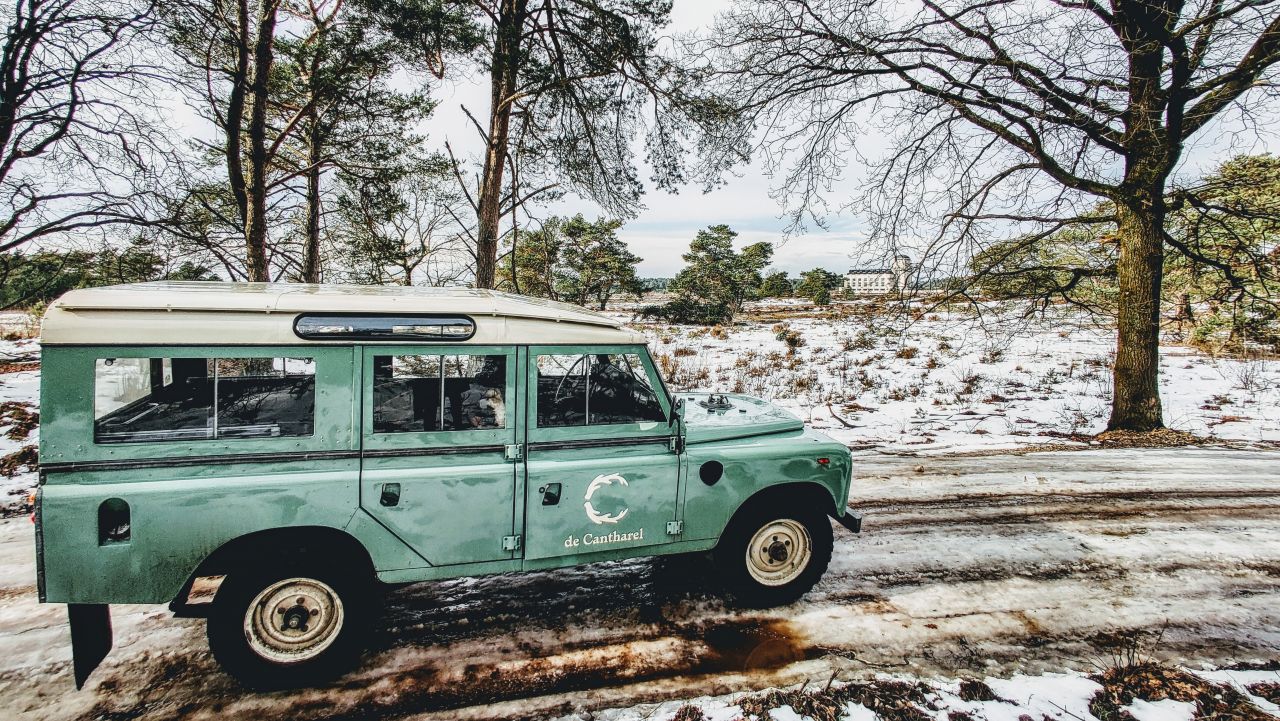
[
  {"left": 379, "top": 483, "right": 401, "bottom": 507},
  {"left": 539, "top": 483, "right": 562, "bottom": 506}
]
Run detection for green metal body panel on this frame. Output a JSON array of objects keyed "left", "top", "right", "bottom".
[
  {"left": 681, "top": 427, "right": 852, "bottom": 542},
  {"left": 37, "top": 342, "right": 853, "bottom": 606},
  {"left": 520, "top": 344, "right": 682, "bottom": 563},
  {"left": 357, "top": 344, "right": 519, "bottom": 567}
]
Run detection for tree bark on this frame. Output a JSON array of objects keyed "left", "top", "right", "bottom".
[
  {"left": 1108, "top": 195, "right": 1166, "bottom": 431},
  {"left": 244, "top": 0, "right": 279, "bottom": 283},
  {"left": 1106, "top": 9, "right": 1176, "bottom": 432},
  {"left": 301, "top": 115, "right": 322, "bottom": 283},
  {"left": 226, "top": 0, "right": 251, "bottom": 237},
  {"left": 473, "top": 0, "right": 526, "bottom": 289}
]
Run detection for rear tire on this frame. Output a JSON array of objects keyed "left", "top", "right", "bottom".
[
  {"left": 207, "top": 559, "right": 375, "bottom": 689},
  {"left": 713, "top": 500, "right": 833, "bottom": 608}
]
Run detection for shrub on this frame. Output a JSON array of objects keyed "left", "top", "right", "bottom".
[{"left": 639, "top": 297, "right": 731, "bottom": 325}]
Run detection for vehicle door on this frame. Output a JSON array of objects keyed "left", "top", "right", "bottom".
[
  {"left": 359, "top": 346, "right": 519, "bottom": 566},
  {"left": 521, "top": 346, "right": 680, "bottom": 562}
]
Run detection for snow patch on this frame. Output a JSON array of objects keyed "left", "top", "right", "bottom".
[{"left": 1122, "top": 698, "right": 1196, "bottom": 721}]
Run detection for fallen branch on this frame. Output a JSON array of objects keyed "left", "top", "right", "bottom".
[{"left": 826, "top": 403, "right": 860, "bottom": 428}]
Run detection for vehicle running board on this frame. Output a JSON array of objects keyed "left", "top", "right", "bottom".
[
  {"left": 834, "top": 512, "right": 863, "bottom": 534},
  {"left": 68, "top": 604, "right": 113, "bottom": 689}
]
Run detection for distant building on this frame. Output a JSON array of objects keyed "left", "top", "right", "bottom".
[{"left": 844, "top": 255, "right": 912, "bottom": 295}]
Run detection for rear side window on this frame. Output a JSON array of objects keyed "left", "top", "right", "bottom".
[
  {"left": 536, "top": 353, "right": 665, "bottom": 427},
  {"left": 93, "top": 357, "right": 315, "bottom": 444},
  {"left": 372, "top": 354, "right": 507, "bottom": 433}
]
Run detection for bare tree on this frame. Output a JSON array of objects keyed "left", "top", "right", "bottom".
[
  {"left": 274, "top": 0, "right": 435, "bottom": 283},
  {"left": 1, "top": 0, "right": 170, "bottom": 254},
  {"left": 367, "top": 0, "right": 731, "bottom": 289},
  {"left": 164, "top": 0, "right": 291, "bottom": 281},
  {"left": 334, "top": 154, "right": 471, "bottom": 286},
  {"left": 704, "top": 0, "right": 1280, "bottom": 431}
]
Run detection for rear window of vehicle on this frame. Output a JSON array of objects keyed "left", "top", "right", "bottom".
[{"left": 93, "top": 357, "right": 315, "bottom": 444}]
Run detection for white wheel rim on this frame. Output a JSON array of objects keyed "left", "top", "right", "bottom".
[
  {"left": 745, "top": 519, "right": 812, "bottom": 587},
  {"left": 244, "top": 577, "right": 345, "bottom": 664}
]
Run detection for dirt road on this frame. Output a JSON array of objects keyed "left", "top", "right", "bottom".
[{"left": 1, "top": 447, "right": 1277, "bottom": 721}]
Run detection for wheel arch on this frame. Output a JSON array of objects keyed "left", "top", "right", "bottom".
[
  {"left": 721, "top": 481, "right": 840, "bottom": 537},
  {"left": 173, "top": 525, "right": 377, "bottom": 606}
]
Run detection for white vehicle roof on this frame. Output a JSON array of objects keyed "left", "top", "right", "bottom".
[{"left": 41, "top": 281, "right": 646, "bottom": 346}]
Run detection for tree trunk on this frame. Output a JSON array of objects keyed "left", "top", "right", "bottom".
[
  {"left": 301, "top": 117, "right": 322, "bottom": 283},
  {"left": 226, "top": 0, "right": 251, "bottom": 235},
  {"left": 473, "top": 0, "right": 525, "bottom": 289},
  {"left": 244, "top": 0, "right": 279, "bottom": 283},
  {"left": 1107, "top": 12, "right": 1176, "bottom": 433},
  {"left": 1107, "top": 197, "right": 1165, "bottom": 431}
]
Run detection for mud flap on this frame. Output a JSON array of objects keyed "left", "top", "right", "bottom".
[
  {"left": 834, "top": 512, "right": 863, "bottom": 534},
  {"left": 68, "top": 604, "right": 113, "bottom": 689}
]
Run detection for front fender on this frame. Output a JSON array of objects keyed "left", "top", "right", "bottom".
[{"left": 681, "top": 428, "right": 851, "bottom": 543}]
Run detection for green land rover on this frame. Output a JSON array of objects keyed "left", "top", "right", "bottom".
[{"left": 34, "top": 282, "right": 860, "bottom": 689}]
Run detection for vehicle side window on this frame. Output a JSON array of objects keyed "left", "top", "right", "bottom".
[
  {"left": 536, "top": 354, "right": 587, "bottom": 427},
  {"left": 93, "top": 357, "right": 315, "bottom": 444},
  {"left": 372, "top": 354, "right": 506, "bottom": 433},
  {"left": 536, "top": 353, "right": 665, "bottom": 427}
]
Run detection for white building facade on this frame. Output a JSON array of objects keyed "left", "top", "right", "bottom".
[{"left": 844, "top": 255, "right": 912, "bottom": 295}]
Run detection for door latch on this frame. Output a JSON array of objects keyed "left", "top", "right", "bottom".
[
  {"left": 539, "top": 482, "right": 562, "bottom": 506},
  {"left": 379, "top": 483, "right": 401, "bottom": 507}
]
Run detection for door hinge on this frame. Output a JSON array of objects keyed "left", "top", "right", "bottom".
[
  {"left": 502, "top": 534, "right": 522, "bottom": 552},
  {"left": 666, "top": 520, "right": 684, "bottom": 536},
  {"left": 504, "top": 443, "right": 523, "bottom": 461},
  {"left": 669, "top": 436, "right": 684, "bottom": 454}
]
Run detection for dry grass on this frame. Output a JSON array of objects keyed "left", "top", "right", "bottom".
[
  {"left": 0, "top": 402, "right": 38, "bottom": 441},
  {"left": 738, "top": 678, "right": 935, "bottom": 721},
  {"left": 0, "top": 360, "right": 38, "bottom": 374},
  {"left": 0, "top": 444, "right": 37, "bottom": 477},
  {"left": 1247, "top": 682, "right": 1280, "bottom": 705},
  {"left": 1089, "top": 662, "right": 1272, "bottom": 720},
  {"left": 670, "top": 705, "right": 705, "bottom": 721},
  {"left": 1093, "top": 428, "right": 1203, "bottom": 448},
  {"left": 0, "top": 313, "right": 40, "bottom": 341}
]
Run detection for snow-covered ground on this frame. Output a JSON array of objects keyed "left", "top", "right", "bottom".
[
  {"left": 4, "top": 301, "right": 1279, "bottom": 507},
  {"left": 565, "top": 668, "right": 1278, "bottom": 721},
  {"left": 2, "top": 302, "right": 1279, "bottom": 720},
  {"left": 0, "top": 333, "right": 40, "bottom": 506},
  {"left": 1, "top": 448, "right": 1277, "bottom": 720},
  {"left": 621, "top": 301, "right": 1280, "bottom": 452}
]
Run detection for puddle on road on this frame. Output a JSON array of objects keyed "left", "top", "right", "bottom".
[
  {"left": 327, "top": 618, "right": 814, "bottom": 720},
  {"left": 695, "top": 619, "right": 815, "bottom": 673}
]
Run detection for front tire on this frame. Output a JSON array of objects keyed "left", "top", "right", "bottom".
[
  {"left": 714, "top": 501, "right": 833, "bottom": 608},
  {"left": 208, "top": 561, "right": 374, "bottom": 689}
]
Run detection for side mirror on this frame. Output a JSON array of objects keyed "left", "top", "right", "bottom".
[{"left": 668, "top": 397, "right": 684, "bottom": 427}]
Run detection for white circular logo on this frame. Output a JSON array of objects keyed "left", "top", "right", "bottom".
[{"left": 584, "top": 473, "right": 629, "bottom": 525}]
